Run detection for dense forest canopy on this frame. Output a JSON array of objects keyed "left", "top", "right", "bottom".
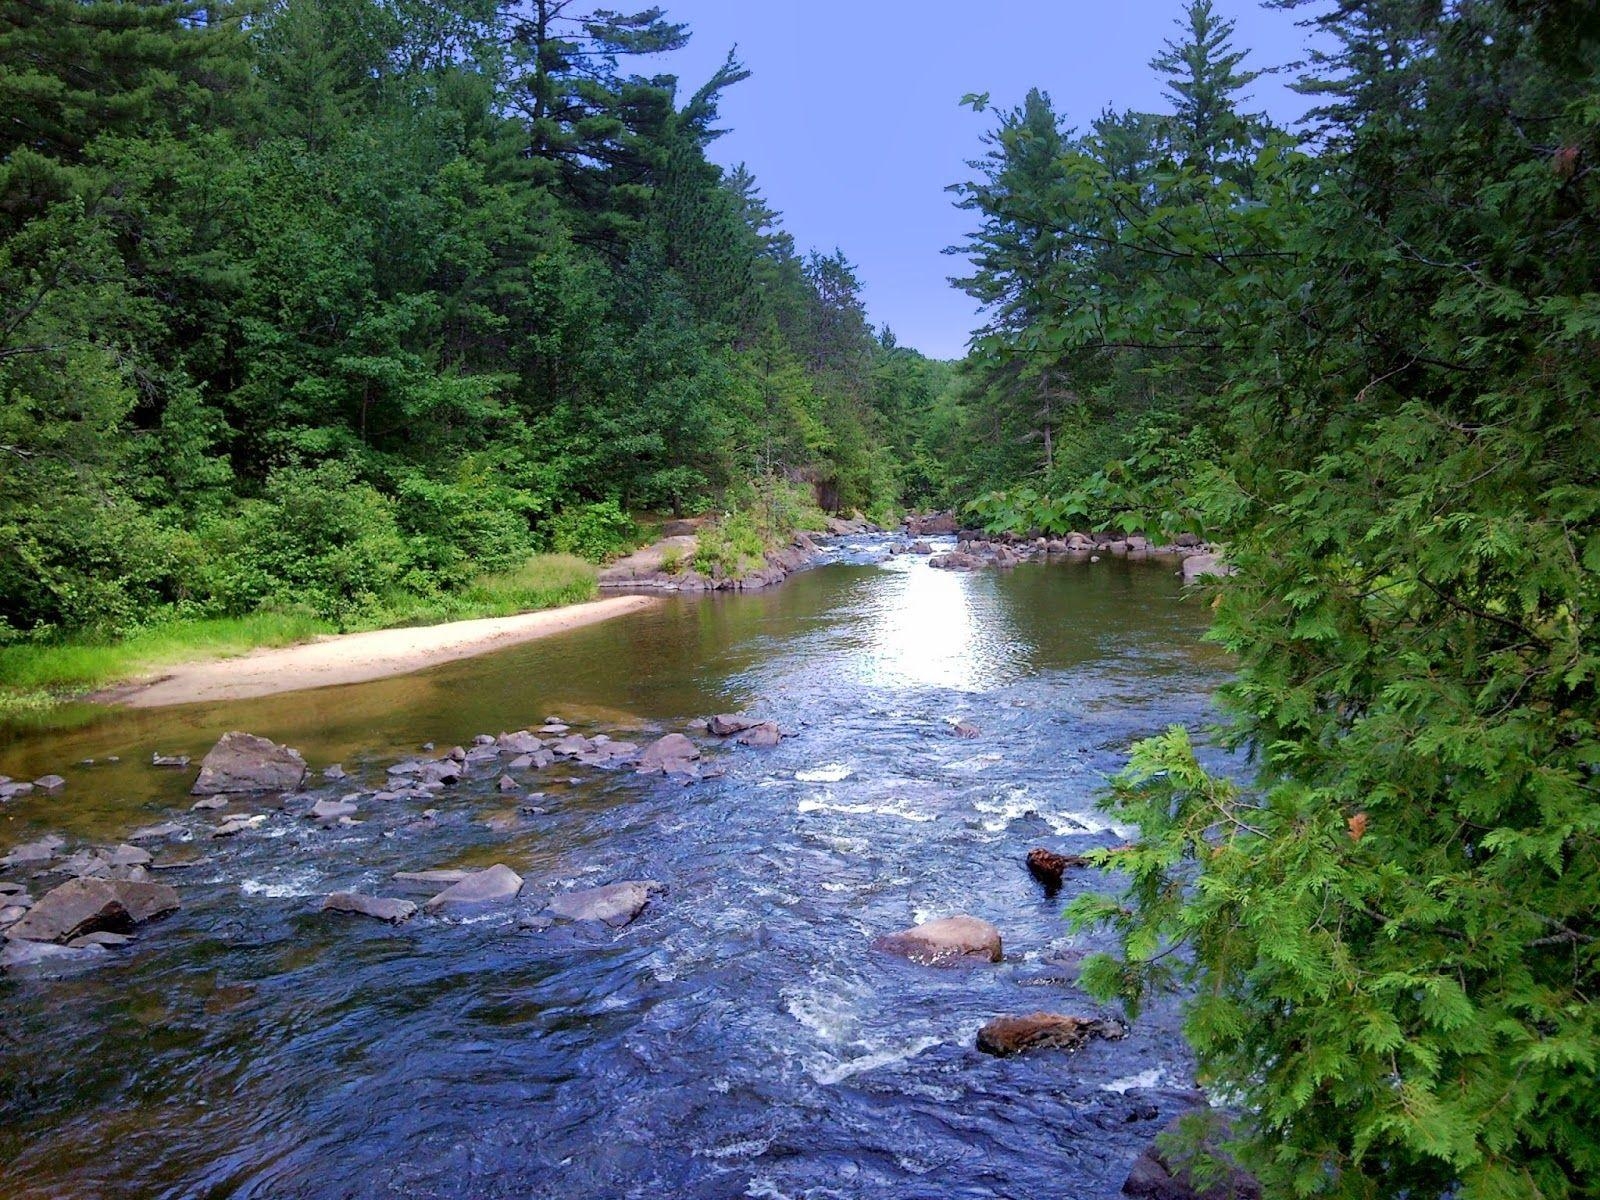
[{"left": 0, "top": 0, "right": 950, "bottom": 636}]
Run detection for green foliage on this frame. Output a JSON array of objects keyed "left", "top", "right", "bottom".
[
  {"left": 1016, "top": 2, "right": 1600, "bottom": 1197},
  {"left": 692, "top": 510, "right": 767, "bottom": 578},
  {"left": 0, "top": 0, "right": 945, "bottom": 655},
  {"left": 691, "top": 474, "right": 823, "bottom": 577},
  {"left": 546, "top": 498, "right": 638, "bottom": 563}
]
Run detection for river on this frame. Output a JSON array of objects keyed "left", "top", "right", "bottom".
[{"left": 0, "top": 540, "right": 1232, "bottom": 1199}]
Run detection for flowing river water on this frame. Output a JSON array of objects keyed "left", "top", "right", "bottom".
[{"left": 0, "top": 539, "right": 1234, "bottom": 1199}]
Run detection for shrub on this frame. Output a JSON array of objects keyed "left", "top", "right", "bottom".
[{"left": 546, "top": 498, "right": 637, "bottom": 562}]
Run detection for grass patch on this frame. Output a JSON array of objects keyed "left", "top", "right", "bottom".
[
  {"left": 367, "top": 554, "right": 598, "bottom": 626},
  {"left": 0, "top": 554, "right": 598, "bottom": 717}
]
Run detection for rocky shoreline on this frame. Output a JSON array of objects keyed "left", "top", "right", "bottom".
[{"left": 600, "top": 511, "right": 1230, "bottom": 597}]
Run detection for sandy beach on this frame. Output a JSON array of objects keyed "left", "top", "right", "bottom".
[{"left": 101, "top": 595, "right": 661, "bottom": 708}]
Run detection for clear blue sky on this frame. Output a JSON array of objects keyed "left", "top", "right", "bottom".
[{"left": 643, "top": 0, "right": 1322, "bottom": 360}]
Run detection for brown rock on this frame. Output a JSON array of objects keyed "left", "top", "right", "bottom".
[
  {"left": 1026, "top": 847, "right": 1088, "bottom": 893},
  {"left": 191, "top": 732, "right": 307, "bottom": 795},
  {"left": 872, "top": 915, "right": 1002, "bottom": 967},
  {"left": 976, "top": 1012, "right": 1125, "bottom": 1057},
  {"left": 8, "top": 877, "right": 180, "bottom": 943}
]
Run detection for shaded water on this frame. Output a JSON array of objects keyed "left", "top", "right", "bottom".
[{"left": 0, "top": 545, "right": 1232, "bottom": 1199}]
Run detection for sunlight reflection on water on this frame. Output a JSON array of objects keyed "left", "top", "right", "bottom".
[{"left": 857, "top": 560, "right": 1024, "bottom": 691}]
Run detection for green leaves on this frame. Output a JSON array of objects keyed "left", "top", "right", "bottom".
[{"left": 1055, "top": 5, "right": 1600, "bottom": 1195}]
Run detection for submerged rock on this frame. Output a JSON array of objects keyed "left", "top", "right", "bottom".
[
  {"left": 0, "top": 939, "right": 107, "bottom": 971},
  {"left": 636, "top": 734, "right": 701, "bottom": 778},
  {"left": 422, "top": 864, "right": 523, "bottom": 912},
  {"left": 191, "top": 732, "right": 307, "bottom": 795},
  {"left": 546, "top": 880, "right": 663, "bottom": 928},
  {"left": 8, "top": 877, "right": 180, "bottom": 943},
  {"left": 322, "top": 892, "right": 417, "bottom": 924},
  {"left": 976, "top": 1012, "right": 1126, "bottom": 1057},
  {"left": 127, "top": 822, "right": 185, "bottom": 843},
  {"left": 68, "top": 930, "right": 135, "bottom": 949},
  {"left": 872, "top": 915, "right": 1003, "bottom": 967},
  {"left": 393, "top": 869, "right": 472, "bottom": 885},
  {"left": 1123, "top": 1112, "right": 1261, "bottom": 1200},
  {"left": 950, "top": 720, "right": 981, "bottom": 739},
  {"left": 1026, "top": 847, "right": 1089, "bottom": 893}
]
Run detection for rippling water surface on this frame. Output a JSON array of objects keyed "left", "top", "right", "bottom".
[{"left": 0, "top": 544, "right": 1233, "bottom": 1199}]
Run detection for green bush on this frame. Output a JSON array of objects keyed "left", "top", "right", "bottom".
[
  {"left": 693, "top": 509, "right": 767, "bottom": 577},
  {"left": 546, "top": 498, "right": 637, "bottom": 562},
  {"left": 394, "top": 468, "right": 534, "bottom": 580}
]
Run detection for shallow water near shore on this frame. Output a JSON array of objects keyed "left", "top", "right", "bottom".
[{"left": 0, "top": 542, "right": 1233, "bottom": 1199}]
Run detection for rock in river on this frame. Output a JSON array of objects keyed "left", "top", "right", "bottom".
[
  {"left": 307, "top": 798, "right": 357, "bottom": 822},
  {"left": 734, "top": 721, "right": 783, "bottom": 748},
  {"left": 707, "top": 714, "right": 761, "bottom": 737},
  {"left": 872, "top": 915, "right": 1003, "bottom": 967},
  {"left": 8, "top": 877, "right": 180, "bottom": 943},
  {"left": 192, "top": 732, "right": 307, "bottom": 795},
  {"left": 976, "top": 1012, "right": 1126, "bottom": 1057},
  {"left": 0, "top": 939, "right": 107, "bottom": 972},
  {"left": 422, "top": 864, "right": 523, "bottom": 912},
  {"left": 322, "top": 892, "right": 417, "bottom": 924},
  {"left": 1026, "top": 847, "right": 1088, "bottom": 893},
  {"left": 546, "top": 880, "right": 663, "bottom": 927},
  {"left": 636, "top": 733, "right": 701, "bottom": 778}
]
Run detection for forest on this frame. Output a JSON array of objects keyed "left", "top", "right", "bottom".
[{"left": 0, "top": 0, "right": 951, "bottom": 648}]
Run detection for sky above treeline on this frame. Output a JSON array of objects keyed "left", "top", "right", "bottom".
[{"left": 644, "top": 0, "right": 1323, "bottom": 360}]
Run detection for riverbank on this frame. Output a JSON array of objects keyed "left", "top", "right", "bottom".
[
  {"left": 94, "top": 594, "right": 659, "bottom": 708},
  {"left": 0, "top": 554, "right": 599, "bottom": 718}
]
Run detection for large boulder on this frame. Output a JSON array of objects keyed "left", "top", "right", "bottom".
[
  {"left": 872, "top": 915, "right": 1003, "bottom": 967},
  {"left": 636, "top": 733, "right": 701, "bottom": 778},
  {"left": 422, "top": 864, "right": 523, "bottom": 912},
  {"left": 976, "top": 1012, "right": 1125, "bottom": 1057},
  {"left": 191, "top": 732, "right": 307, "bottom": 795},
  {"left": 323, "top": 892, "right": 417, "bottom": 924},
  {"left": 546, "top": 880, "right": 663, "bottom": 927},
  {"left": 1123, "top": 1113, "right": 1261, "bottom": 1200},
  {"left": 8, "top": 877, "right": 180, "bottom": 943}
]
